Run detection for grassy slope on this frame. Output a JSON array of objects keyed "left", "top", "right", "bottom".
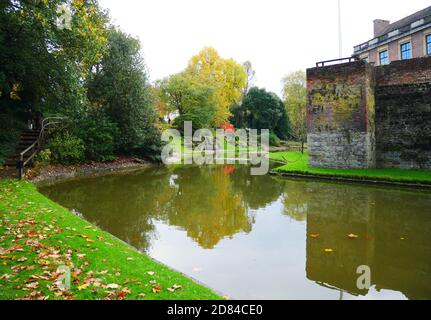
[
  {"left": 270, "top": 151, "right": 431, "bottom": 183},
  {"left": 0, "top": 179, "right": 221, "bottom": 300}
]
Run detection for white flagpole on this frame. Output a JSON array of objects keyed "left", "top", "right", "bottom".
[{"left": 338, "top": 0, "right": 342, "bottom": 58}]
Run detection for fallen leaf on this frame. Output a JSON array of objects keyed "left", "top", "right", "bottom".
[
  {"left": 147, "top": 271, "right": 155, "bottom": 276},
  {"left": 324, "top": 249, "right": 334, "bottom": 253},
  {"left": 25, "top": 282, "right": 39, "bottom": 289},
  {"left": 348, "top": 234, "right": 359, "bottom": 239},
  {"left": 78, "top": 284, "right": 90, "bottom": 291},
  {"left": 310, "top": 233, "right": 320, "bottom": 239},
  {"left": 17, "top": 257, "right": 28, "bottom": 263},
  {"left": 106, "top": 283, "right": 120, "bottom": 289},
  {"left": 152, "top": 285, "right": 161, "bottom": 294}
]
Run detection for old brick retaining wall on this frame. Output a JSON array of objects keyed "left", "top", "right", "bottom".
[
  {"left": 307, "top": 56, "right": 431, "bottom": 169},
  {"left": 307, "top": 61, "right": 376, "bottom": 169}
]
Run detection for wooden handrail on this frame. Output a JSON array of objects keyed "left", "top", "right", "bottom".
[{"left": 17, "top": 116, "right": 65, "bottom": 179}]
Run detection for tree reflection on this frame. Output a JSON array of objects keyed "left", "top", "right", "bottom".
[{"left": 161, "top": 166, "right": 253, "bottom": 249}]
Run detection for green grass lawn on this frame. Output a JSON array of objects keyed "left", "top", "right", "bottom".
[
  {"left": 0, "top": 179, "right": 221, "bottom": 300},
  {"left": 269, "top": 151, "right": 431, "bottom": 184},
  {"left": 170, "top": 135, "right": 260, "bottom": 160}
]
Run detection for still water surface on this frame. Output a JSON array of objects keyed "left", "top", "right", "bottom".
[{"left": 39, "top": 165, "right": 431, "bottom": 300}]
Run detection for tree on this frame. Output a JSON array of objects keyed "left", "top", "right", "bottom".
[
  {"left": 282, "top": 71, "right": 307, "bottom": 151},
  {"left": 240, "top": 87, "right": 291, "bottom": 138},
  {"left": 87, "top": 28, "right": 161, "bottom": 158},
  {"left": 185, "top": 47, "right": 247, "bottom": 127},
  {"left": 0, "top": 0, "right": 108, "bottom": 115},
  {"left": 157, "top": 73, "right": 216, "bottom": 130}
]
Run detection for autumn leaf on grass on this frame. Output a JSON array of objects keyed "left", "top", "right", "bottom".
[
  {"left": 348, "top": 234, "right": 359, "bottom": 239},
  {"left": 152, "top": 284, "right": 161, "bottom": 294},
  {"left": 118, "top": 288, "right": 131, "bottom": 300},
  {"left": 147, "top": 271, "right": 155, "bottom": 276},
  {"left": 106, "top": 283, "right": 120, "bottom": 289},
  {"left": 77, "top": 254, "right": 86, "bottom": 259},
  {"left": 310, "top": 233, "right": 320, "bottom": 239},
  {"left": 324, "top": 249, "right": 335, "bottom": 253},
  {"left": 78, "top": 283, "right": 90, "bottom": 291},
  {"left": 25, "top": 282, "right": 39, "bottom": 290},
  {"left": 167, "top": 284, "right": 182, "bottom": 293},
  {"left": 97, "top": 270, "right": 109, "bottom": 275},
  {"left": 17, "top": 257, "right": 28, "bottom": 263}
]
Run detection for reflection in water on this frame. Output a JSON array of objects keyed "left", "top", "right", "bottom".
[{"left": 40, "top": 165, "right": 431, "bottom": 300}]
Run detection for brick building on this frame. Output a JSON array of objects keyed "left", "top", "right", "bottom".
[{"left": 353, "top": 6, "right": 431, "bottom": 65}]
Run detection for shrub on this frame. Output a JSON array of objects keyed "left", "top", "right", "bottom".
[
  {"left": 76, "top": 112, "right": 118, "bottom": 162},
  {"left": 35, "top": 149, "right": 52, "bottom": 166},
  {"left": 48, "top": 132, "right": 85, "bottom": 165},
  {"left": 269, "top": 132, "right": 281, "bottom": 147}
]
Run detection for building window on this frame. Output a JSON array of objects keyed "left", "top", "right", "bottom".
[
  {"left": 379, "top": 50, "right": 389, "bottom": 65},
  {"left": 400, "top": 42, "right": 412, "bottom": 60},
  {"left": 361, "top": 56, "right": 369, "bottom": 63},
  {"left": 427, "top": 35, "right": 431, "bottom": 56}
]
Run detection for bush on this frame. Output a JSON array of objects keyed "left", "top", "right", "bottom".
[
  {"left": 35, "top": 149, "right": 52, "bottom": 166},
  {"left": 269, "top": 132, "right": 281, "bottom": 147},
  {"left": 48, "top": 132, "right": 85, "bottom": 165},
  {"left": 76, "top": 112, "right": 118, "bottom": 162}
]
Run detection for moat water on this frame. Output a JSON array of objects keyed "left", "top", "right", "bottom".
[{"left": 39, "top": 165, "right": 431, "bottom": 300}]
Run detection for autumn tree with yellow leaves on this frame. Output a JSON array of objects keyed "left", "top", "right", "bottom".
[{"left": 185, "top": 47, "right": 247, "bottom": 127}]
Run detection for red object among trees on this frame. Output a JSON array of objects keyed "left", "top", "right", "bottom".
[{"left": 221, "top": 123, "right": 235, "bottom": 133}]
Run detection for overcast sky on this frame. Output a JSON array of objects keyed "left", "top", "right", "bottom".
[{"left": 99, "top": 0, "right": 430, "bottom": 96}]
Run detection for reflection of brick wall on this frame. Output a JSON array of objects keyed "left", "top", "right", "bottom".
[{"left": 307, "top": 56, "right": 431, "bottom": 169}]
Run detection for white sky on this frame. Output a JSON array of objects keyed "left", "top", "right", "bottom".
[{"left": 99, "top": 0, "right": 430, "bottom": 96}]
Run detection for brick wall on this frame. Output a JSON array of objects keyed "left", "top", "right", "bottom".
[
  {"left": 307, "top": 61, "right": 376, "bottom": 169},
  {"left": 375, "top": 57, "right": 431, "bottom": 169},
  {"left": 307, "top": 56, "right": 431, "bottom": 169}
]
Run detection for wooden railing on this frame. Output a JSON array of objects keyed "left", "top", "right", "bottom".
[{"left": 17, "top": 117, "right": 64, "bottom": 179}]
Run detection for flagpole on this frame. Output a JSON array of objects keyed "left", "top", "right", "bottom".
[{"left": 338, "top": 0, "right": 342, "bottom": 58}]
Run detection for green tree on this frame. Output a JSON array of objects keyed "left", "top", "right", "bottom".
[
  {"left": 158, "top": 73, "right": 216, "bottom": 131},
  {"left": 87, "top": 28, "right": 161, "bottom": 158},
  {"left": 240, "top": 87, "right": 291, "bottom": 138},
  {"left": 282, "top": 71, "right": 307, "bottom": 150},
  {"left": 75, "top": 110, "right": 119, "bottom": 162},
  {"left": 0, "top": 0, "right": 108, "bottom": 115}
]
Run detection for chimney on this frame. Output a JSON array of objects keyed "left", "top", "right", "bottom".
[{"left": 373, "top": 19, "right": 390, "bottom": 37}]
